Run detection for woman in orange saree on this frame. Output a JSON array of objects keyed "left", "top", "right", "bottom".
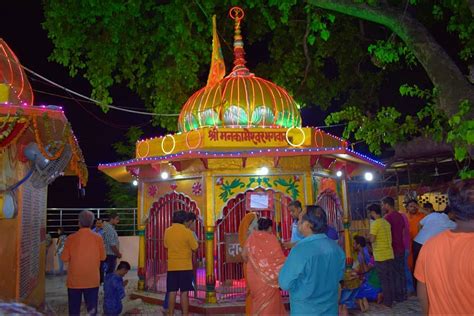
[
  {"left": 242, "top": 217, "right": 287, "bottom": 315},
  {"left": 239, "top": 212, "right": 258, "bottom": 315}
]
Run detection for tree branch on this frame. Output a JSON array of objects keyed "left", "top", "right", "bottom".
[{"left": 307, "top": 0, "right": 474, "bottom": 116}]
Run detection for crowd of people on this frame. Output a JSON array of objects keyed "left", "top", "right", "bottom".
[
  {"left": 54, "top": 179, "right": 473, "bottom": 315},
  {"left": 238, "top": 180, "right": 473, "bottom": 315}
]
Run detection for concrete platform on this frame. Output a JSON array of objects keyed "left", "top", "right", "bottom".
[{"left": 130, "top": 291, "right": 246, "bottom": 315}]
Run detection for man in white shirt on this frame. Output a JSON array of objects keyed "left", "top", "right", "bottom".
[{"left": 413, "top": 202, "right": 456, "bottom": 267}]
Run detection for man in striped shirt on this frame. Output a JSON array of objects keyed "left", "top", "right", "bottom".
[{"left": 102, "top": 213, "right": 121, "bottom": 277}]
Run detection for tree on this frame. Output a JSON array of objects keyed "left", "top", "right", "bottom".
[
  {"left": 42, "top": 0, "right": 473, "bottom": 176},
  {"left": 105, "top": 126, "right": 143, "bottom": 208}
]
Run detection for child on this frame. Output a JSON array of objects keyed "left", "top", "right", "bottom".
[{"left": 104, "top": 261, "right": 131, "bottom": 316}]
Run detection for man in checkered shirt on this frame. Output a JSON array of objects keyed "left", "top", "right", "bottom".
[{"left": 102, "top": 213, "right": 122, "bottom": 277}]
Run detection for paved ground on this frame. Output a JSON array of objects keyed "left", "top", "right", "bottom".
[
  {"left": 351, "top": 297, "right": 422, "bottom": 315},
  {"left": 45, "top": 272, "right": 160, "bottom": 316},
  {"left": 45, "top": 272, "right": 421, "bottom": 315}
]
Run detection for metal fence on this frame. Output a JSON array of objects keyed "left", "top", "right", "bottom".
[{"left": 46, "top": 208, "right": 138, "bottom": 236}]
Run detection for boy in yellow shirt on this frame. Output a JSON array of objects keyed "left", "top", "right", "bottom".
[{"left": 368, "top": 203, "right": 395, "bottom": 308}]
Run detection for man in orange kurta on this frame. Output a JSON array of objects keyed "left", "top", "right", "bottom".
[
  {"left": 405, "top": 200, "right": 425, "bottom": 271},
  {"left": 61, "top": 211, "right": 106, "bottom": 316}
]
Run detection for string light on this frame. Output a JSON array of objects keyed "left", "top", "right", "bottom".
[{"left": 98, "top": 146, "right": 385, "bottom": 169}]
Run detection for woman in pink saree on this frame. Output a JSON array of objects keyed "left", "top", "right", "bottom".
[{"left": 242, "top": 217, "right": 287, "bottom": 315}]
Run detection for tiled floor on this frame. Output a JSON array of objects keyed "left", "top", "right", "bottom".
[{"left": 45, "top": 273, "right": 421, "bottom": 315}]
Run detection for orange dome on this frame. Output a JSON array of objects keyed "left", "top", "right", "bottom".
[
  {"left": 0, "top": 39, "right": 33, "bottom": 106},
  {"left": 178, "top": 73, "right": 301, "bottom": 132},
  {"left": 178, "top": 8, "right": 301, "bottom": 132}
]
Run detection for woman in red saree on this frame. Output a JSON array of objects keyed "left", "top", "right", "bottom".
[{"left": 242, "top": 217, "right": 287, "bottom": 315}]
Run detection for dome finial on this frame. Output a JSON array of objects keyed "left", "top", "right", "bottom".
[{"left": 229, "top": 7, "right": 250, "bottom": 76}]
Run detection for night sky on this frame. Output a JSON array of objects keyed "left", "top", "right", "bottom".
[
  {"left": 2, "top": 1, "right": 158, "bottom": 207},
  {"left": 2, "top": 1, "right": 439, "bottom": 207}
]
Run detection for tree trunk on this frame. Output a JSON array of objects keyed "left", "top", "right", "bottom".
[{"left": 308, "top": 0, "right": 474, "bottom": 116}]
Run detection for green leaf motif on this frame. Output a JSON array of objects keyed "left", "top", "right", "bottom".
[
  {"left": 219, "top": 179, "right": 245, "bottom": 202},
  {"left": 246, "top": 178, "right": 257, "bottom": 189},
  {"left": 246, "top": 177, "right": 273, "bottom": 189},
  {"left": 273, "top": 178, "right": 299, "bottom": 200}
]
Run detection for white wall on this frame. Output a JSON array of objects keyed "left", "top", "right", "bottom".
[{"left": 49, "top": 236, "right": 140, "bottom": 271}]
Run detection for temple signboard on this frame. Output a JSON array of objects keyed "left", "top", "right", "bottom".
[{"left": 205, "top": 127, "right": 310, "bottom": 148}]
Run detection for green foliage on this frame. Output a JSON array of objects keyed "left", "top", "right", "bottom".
[
  {"left": 327, "top": 87, "right": 473, "bottom": 178},
  {"left": 104, "top": 177, "right": 137, "bottom": 208},
  {"left": 326, "top": 84, "right": 449, "bottom": 154},
  {"left": 399, "top": 84, "right": 435, "bottom": 99},
  {"left": 325, "top": 106, "right": 416, "bottom": 154},
  {"left": 368, "top": 40, "right": 417, "bottom": 68},
  {"left": 42, "top": 0, "right": 473, "bottom": 178},
  {"left": 41, "top": 0, "right": 385, "bottom": 121},
  {"left": 429, "top": 1, "right": 474, "bottom": 61},
  {"left": 446, "top": 100, "right": 474, "bottom": 179},
  {"left": 105, "top": 126, "right": 143, "bottom": 207},
  {"left": 447, "top": 100, "right": 474, "bottom": 162},
  {"left": 305, "top": 5, "right": 336, "bottom": 43},
  {"left": 112, "top": 126, "right": 143, "bottom": 159}
]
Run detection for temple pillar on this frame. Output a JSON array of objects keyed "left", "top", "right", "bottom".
[
  {"left": 304, "top": 171, "right": 314, "bottom": 205},
  {"left": 205, "top": 225, "right": 217, "bottom": 303},
  {"left": 136, "top": 182, "right": 146, "bottom": 291},
  {"left": 340, "top": 178, "right": 352, "bottom": 267},
  {"left": 137, "top": 226, "right": 146, "bottom": 291}
]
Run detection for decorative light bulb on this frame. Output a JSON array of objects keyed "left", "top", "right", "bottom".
[{"left": 257, "top": 167, "right": 269, "bottom": 176}]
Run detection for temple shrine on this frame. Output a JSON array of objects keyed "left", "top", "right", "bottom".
[{"left": 99, "top": 8, "right": 384, "bottom": 307}]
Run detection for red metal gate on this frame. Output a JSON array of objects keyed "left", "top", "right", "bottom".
[
  {"left": 215, "top": 189, "right": 292, "bottom": 301},
  {"left": 145, "top": 192, "right": 204, "bottom": 295},
  {"left": 317, "top": 188, "right": 344, "bottom": 247}
]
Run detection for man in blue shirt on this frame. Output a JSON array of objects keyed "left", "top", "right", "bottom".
[
  {"left": 279, "top": 205, "right": 345, "bottom": 315},
  {"left": 283, "top": 200, "right": 305, "bottom": 249}
]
